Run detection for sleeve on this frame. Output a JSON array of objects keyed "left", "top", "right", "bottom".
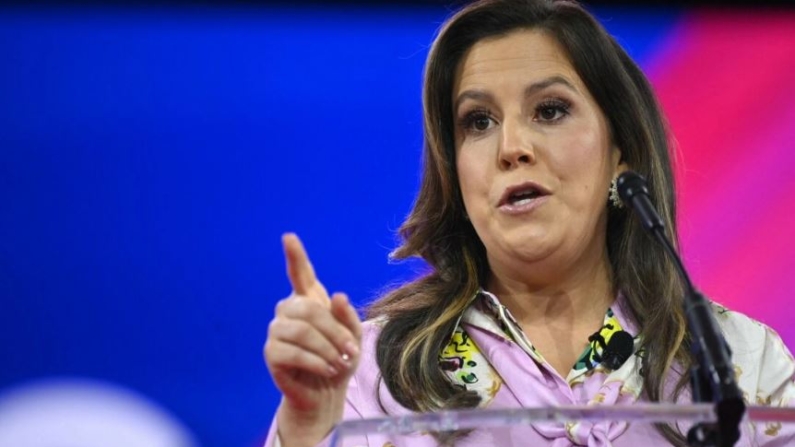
[
  {"left": 755, "top": 324, "right": 795, "bottom": 407},
  {"left": 262, "top": 419, "right": 336, "bottom": 447},
  {"left": 750, "top": 324, "right": 795, "bottom": 447},
  {"left": 261, "top": 387, "right": 368, "bottom": 447},
  {"left": 711, "top": 305, "right": 795, "bottom": 446}
]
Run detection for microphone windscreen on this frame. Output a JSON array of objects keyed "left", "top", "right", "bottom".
[
  {"left": 616, "top": 171, "right": 649, "bottom": 204},
  {"left": 602, "top": 330, "right": 634, "bottom": 370}
]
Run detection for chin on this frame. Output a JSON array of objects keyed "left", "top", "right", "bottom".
[{"left": 489, "top": 236, "right": 555, "bottom": 264}]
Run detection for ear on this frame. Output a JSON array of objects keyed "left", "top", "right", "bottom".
[{"left": 610, "top": 145, "right": 629, "bottom": 178}]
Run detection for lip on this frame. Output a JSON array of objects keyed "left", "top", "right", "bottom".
[{"left": 497, "top": 181, "right": 551, "bottom": 215}]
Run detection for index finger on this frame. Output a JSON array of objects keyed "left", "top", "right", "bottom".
[{"left": 282, "top": 233, "right": 318, "bottom": 295}]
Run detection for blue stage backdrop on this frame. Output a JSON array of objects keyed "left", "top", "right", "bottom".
[{"left": 2, "top": 4, "right": 751, "bottom": 446}]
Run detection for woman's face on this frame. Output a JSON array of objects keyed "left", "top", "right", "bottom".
[{"left": 453, "top": 29, "right": 624, "bottom": 280}]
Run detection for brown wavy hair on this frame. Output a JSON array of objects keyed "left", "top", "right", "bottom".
[{"left": 366, "top": 0, "right": 691, "bottom": 445}]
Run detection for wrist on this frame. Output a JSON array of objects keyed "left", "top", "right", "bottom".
[{"left": 276, "top": 401, "right": 338, "bottom": 447}]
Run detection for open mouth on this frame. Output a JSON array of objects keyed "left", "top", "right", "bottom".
[
  {"left": 498, "top": 182, "right": 550, "bottom": 208},
  {"left": 507, "top": 188, "right": 541, "bottom": 206}
]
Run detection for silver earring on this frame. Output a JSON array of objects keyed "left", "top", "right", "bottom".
[{"left": 609, "top": 178, "right": 623, "bottom": 209}]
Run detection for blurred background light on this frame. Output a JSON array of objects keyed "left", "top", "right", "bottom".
[{"left": 0, "top": 378, "right": 197, "bottom": 447}]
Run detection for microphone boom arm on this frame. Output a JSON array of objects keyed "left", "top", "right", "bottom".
[{"left": 617, "top": 171, "right": 745, "bottom": 447}]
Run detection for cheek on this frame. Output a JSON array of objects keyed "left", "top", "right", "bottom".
[
  {"left": 551, "top": 133, "right": 611, "bottom": 183},
  {"left": 547, "top": 147, "right": 612, "bottom": 217},
  {"left": 456, "top": 149, "right": 490, "bottom": 203}
]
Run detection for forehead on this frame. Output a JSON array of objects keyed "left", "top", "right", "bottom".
[{"left": 454, "top": 29, "right": 584, "bottom": 95}]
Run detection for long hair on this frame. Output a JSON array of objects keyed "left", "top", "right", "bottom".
[{"left": 366, "top": 1, "right": 691, "bottom": 445}]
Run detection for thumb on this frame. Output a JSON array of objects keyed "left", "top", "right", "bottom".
[{"left": 330, "top": 293, "right": 363, "bottom": 344}]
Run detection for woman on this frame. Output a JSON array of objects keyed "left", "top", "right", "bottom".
[{"left": 263, "top": 1, "right": 795, "bottom": 446}]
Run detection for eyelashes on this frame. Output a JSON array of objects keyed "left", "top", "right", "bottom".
[
  {"left": 458, "top": 107, "right": 495, "bottom": 134},
  {"left": 535, "top": 98, "right": 571, "bottom": 122},
  {"left": 456, "top": 98, "right": 572, "bottom": 136}
]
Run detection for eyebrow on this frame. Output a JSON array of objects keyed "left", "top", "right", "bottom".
[{"left": 453, "top": 75, "right": 579, "bottom": 114}]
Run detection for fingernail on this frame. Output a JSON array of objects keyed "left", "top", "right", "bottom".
[
  {"left": 344, "top": 341, "right": 359, "bottom": 358},
  {"left": 327, "top": 365, "right": 339, "bottom": 376}
]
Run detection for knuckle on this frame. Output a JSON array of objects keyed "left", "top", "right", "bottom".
[
  {"left": 274, "top": 297, "right": 291, "bottom": 314},
  {"left": 267, "top": 317, "right": 285, "bottom": 336},
  {"left": 331, "top": 327, "right": 352, "bottom": 347},
  {"left": 291, "top": 300, "right": 308, "bottom": 316},
  {"left": 282, "top": 320, "right": 306, "bottom": 340},
  {"left": 265, "top": 340, "right": 297, "bottom": 365},
  {"left": 263, "top": 341, "right": 277, "bottom": 362},
  {"left": 270, "top": 318, "right": 307, "bottom": 342},
  {"left": 284, "top": 348, "right": 303, "bottom": 365},
  {"left": 290, "top": 297, "right": 319, "bottom": 319}
]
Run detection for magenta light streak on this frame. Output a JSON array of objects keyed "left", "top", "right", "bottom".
[{"left": 648, "top": 9, "right": 795, "bottom": 347}]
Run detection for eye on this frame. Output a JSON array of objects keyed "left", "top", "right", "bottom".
[
  {"left": 458, "top": 108, "right": 496, "bottom": 135},
  {"left": 472, "top": 115, "right": 492, "bottom": 131},
  {"left": 534, "top": 99, "right": 571, "bottom": 123}
]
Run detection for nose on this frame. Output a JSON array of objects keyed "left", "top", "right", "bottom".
[{"left": 498, "top": 117, "right": 536, "bottom": 170}]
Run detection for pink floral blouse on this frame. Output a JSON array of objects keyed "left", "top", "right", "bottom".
[{"left": 266, "top": 292, "right": 795, "bottom": 447}]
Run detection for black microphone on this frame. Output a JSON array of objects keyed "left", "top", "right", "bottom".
[
  {"left": 601, "top": 330, "right": 634, "bottom": 370},
  {"left": 616, "top": 170, "right": 745, "bottom": 447},
  {"left": 616, "top": 171, "right": 664, "bottom": 232}
]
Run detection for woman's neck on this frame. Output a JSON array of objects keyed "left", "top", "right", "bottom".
[
  {"left": 485, "top": 251, "right": 615, "bottom": 331},
  {"left": 485, "top": 252, "right": 616, "bottom": 378}
]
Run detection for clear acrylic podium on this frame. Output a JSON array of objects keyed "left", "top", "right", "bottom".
[{"left": 329, "top": 404, "right": 795, "bottom": 447}]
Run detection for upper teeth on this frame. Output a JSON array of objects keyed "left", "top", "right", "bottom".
[{"left": 510, "top": 190, "right": 537, "bottom": 203}]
